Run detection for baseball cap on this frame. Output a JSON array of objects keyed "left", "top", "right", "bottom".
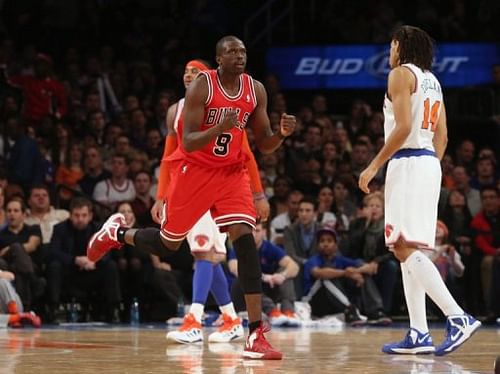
[{"left": 316, "top": 225, "right": 338, "bottom": 242}]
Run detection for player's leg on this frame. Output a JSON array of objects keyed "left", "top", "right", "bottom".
[
  {"left": 213, "top": 165, "right": 281, "bottom": 359},
  {"left": 166, "top": 212, "right": 218, "bottom": 344},
  {"left": 87, "top": 161, "right": 213, "bottom": 262}
]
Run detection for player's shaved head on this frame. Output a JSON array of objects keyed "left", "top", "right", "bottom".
[{"left": 216, "top": 35, "right": 243, "bottom": 56}]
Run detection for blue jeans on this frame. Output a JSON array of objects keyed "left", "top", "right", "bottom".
[{"left": 373, "top": 259, "right": 398, "bottom": 313}]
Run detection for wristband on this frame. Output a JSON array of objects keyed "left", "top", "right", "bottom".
[{"left": 253, "top": 192, "right": 266, "bottom": 201}]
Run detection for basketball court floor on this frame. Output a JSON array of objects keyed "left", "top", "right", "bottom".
[{"left": 0, "top": 324, "right": 498, "bottom": 373}]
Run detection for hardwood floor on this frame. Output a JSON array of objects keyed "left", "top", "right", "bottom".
[{"left": 0, "top": 324, "right": 497, "bottom": 373}]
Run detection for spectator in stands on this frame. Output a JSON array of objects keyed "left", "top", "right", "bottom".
[
  {"left": 129, "top": 108, "right": 148, "bottom": 150},
  {"left": 145, "top": 128, "right": 163, "bottom": 165},
  {"left": 350, "top": 140, "right": 372, "bottom": 180},
  {"left": 113, "top": 201, "right": 153, "bottom": 319},
  {"left": 3, "top": 115, "right": 43, "bottom": 193},
  {"left": 46, "top": 197, "right": 121, "bottom": 322},
  {"left": 332, "top": 179, "right": 357, "bottom": 224},
  {"left": 303, "top": 226, "right": 390, "bottom": 326},
  {"left": 346, "top": 99, "right": 371, "bottom": 139},
  {"left": 345, "top": 192, "right": 398, "bottom": 314},
  {"left": 0, "top": 197, "right": 44, "bottom": 310},
  {"left": 455, "top": 139, "right": 476, "bottom": 176},
  {"left": 93, "top": 153, "right": 135, "bottom": 211},
  {"left": 470, "top": 156, "right": 497, "bottom": 190},
  {"left": 24, "top": 184, "right": 69, "bottom": 266},
  {"left": 229, "top": 222, "right": 300, "bottom": 326},
  {"left": 470, "top": 186, "right": 500, "bottom": 317},
  {"left": 78, "top": 145, "right": 111, "bottom": 197},
  {"left": 130, "top": 171, "right": 155, "bottom": 227},
  {"left": 55, "top": 142, "right": 84, "bottom": 207},
  {"left": 283, "top": 197, "right": 321, "bottom": 298},
  {"left": 439, "top": 189, "right": 477, "bottom": 313},
  {"left": 316, "top": 185, "right": 345, "bottom": 229},
  {"left": 428, "top": 221, "right": 465, "bottom": 307},
  {"left": 268, "top": 175, "right": 292, "bottom": 219},
  {"left": 450, "top": 166, "right": 481, "bottom": 216},
  {"left": 270, "top": 190, "right": 303, "bottom": 246},
  {"left": 321, "top": 141, "right": 339, "bottom": 185},
  {"left": 87, "top": 110, "right": 107, "bottom": 145},
  {"left": 8, "top": 53, "right": 67, "bottom": 125}
]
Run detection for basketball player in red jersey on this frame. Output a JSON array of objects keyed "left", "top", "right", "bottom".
[
  {"left": 151, "top": 59, "right": 269, "bottom": 344},
  {"left": 88, "top": 36, "right": 295, "bottom": 359}
]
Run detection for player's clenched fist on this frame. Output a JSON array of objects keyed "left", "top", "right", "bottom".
[
  {"left": 280, "top": 113, "right": 296, "bottom": 137},
  {"left": 219, "top": 109, "right": 238, "bottom": 132}
]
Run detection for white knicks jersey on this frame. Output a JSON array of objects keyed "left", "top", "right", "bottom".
[{"left": 383, "top": 63, "right": 443, "bottom": 151}]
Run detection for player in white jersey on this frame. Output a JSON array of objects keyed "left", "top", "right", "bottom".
[{"left": 358, "top": 25, "right": 480, "bottom": 356}]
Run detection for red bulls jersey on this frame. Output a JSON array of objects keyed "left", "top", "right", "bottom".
[{"left": 174, "top": 69, "right": 257, "bottom": 168}]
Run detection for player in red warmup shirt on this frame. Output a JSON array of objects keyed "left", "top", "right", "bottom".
[{"left": 88, "top": 36, "right": 296, "bottom": 359}]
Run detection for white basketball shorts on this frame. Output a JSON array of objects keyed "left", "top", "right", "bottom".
[
  {"left": 384, "top": 153, "right": 441, "bottom": 249},
  {"left": 186, "top": 210, "right": 227, "bottom": 254}
]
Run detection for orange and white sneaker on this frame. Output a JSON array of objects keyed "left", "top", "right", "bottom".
[
  {"left": 87, "top": 213, "right": 126, "bottom": 262},
  {"left": 283, "top": 310, "right": 301, "bottom": 327},
  {"left": 166, "top": 313, "right": 203, "bottom": 344},
  {"left": 268, "top": 309, "right": 288, "bottom": 327},
  {"left": 243, "top": 323, "right": 282, "bottom": 360},
  {"left": 208, "top": 314, "right": 244, "bottom": 343}
]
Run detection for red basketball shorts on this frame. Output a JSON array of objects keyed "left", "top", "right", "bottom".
[{"left": 160, "top": 160, "right": 256, "bottom": 241}]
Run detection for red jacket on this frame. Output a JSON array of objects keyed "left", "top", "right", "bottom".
[
  {"left": 470, "top": 211, "right": 500, "bottom": 256},
  {"left": 9, "top": 74, "right": 67, "bottom": 122}
]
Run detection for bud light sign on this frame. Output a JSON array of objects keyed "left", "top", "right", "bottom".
[{"left": 266, "top": 43, "right": 499, "bottom": 89}]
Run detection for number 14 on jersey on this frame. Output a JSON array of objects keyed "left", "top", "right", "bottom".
[{"left": 421, "top": 98, "right": 441, "bottom": 132}]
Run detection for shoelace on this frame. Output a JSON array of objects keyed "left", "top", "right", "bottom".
[
  {"left": 179, "top": 314, "right": 201, "bottom": 331},
  {"left": 218, "top": 314, "right": 239, "bottom": 332},
  {"left": 99, "top": 216, "right": 124, "bottom": 241},
  {"left": 255, "top": 324, "right": 274, "bottom": 350}
]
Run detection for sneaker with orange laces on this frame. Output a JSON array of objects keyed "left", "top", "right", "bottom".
[
  {"left": 268, "top": 309, "right": 288, "bottom": 327},
  {"left": 208, "top": 314, "right": 244, "bottom": 343},
  {"left": 243, "top": 323, "right": 282, "bottom": 360},
  {"left": 87, "top": 213, "right": 126, "bottom": 262},
  {"left": 166, "top": 313, "right": 203, "bottom": 344},
  {"left": 283, "top": 310, "right": 301, "bottom": 327}
]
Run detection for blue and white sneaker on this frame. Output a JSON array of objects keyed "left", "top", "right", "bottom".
[
  {"left": 434, "top": 314, "right": 481, "bottom": 356},
  {"left": 382, "top": 328, "right": 435, "bottom": 354}
]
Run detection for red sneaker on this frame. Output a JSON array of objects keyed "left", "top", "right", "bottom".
[
  {"left": 20, "top": 312, "right": 42, "bottom": 328},
  {"left": 243, "top": 323, "right": 282, "bottom": 360},
  {"left": 87, "top": 213, "right": 126, "bottom": 262}
]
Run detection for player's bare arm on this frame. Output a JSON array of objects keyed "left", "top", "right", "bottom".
[
  {"left": 433, "top": 101, "right": 448, "bottom": 160},
  {"left": 358, "top": 67, "right": 413, "bottom": 193},
  {"left": 249, "top": 80, "right": 296, "bottom": 154},
  {"left": 182, "top": 75, "right": 236, "bottom": 152},
  {"left": 151, "top": 102, "right": 180, "bottom": 223}
]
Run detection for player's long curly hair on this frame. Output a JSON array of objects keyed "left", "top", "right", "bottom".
[{"left": 392, "top": 25, "right": 434, "bottom": 71}]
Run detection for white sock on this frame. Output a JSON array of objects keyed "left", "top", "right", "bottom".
[
  {"left": 405, "top": 251, "right": 464, "bottom": 317},
  {"left": 401, "top": 261, "right": 429, "bottom": 333},
  {"left": 219, "top": 302, "right": 238, "bottom": 319},
  {"left": 189, "top": 303, "right": 204, "bottom": 323}
]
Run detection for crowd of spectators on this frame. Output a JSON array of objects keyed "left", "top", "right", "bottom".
[{"left": 0, "top": 1, "right": 498, "bottom": 325}]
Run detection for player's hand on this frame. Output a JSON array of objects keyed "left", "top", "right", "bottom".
[
  {"left": 280, "top": 113, "right": 296, "bottom": 137},
  {"left": 219, "top": 109, "right": 238, "bottom": 132},
  {"left": 358, "top": 164, "right": 378, "bottom": 194},
  {"left": 151, "top": 199, "right": 165, "bottom": 224},
  {"left": 254, "top": 197, "right": 270, "bottom": 222}
]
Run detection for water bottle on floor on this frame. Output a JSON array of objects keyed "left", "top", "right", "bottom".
[{"left": 130, "top": 298, "right": 140, "bottom": 326}]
